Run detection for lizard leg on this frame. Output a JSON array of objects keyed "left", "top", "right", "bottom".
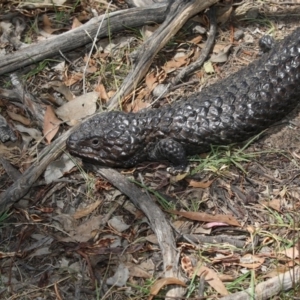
[{"left": 149, "top": 138, "right": 188, "bottom": 173}]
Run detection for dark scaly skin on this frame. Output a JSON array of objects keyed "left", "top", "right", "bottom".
[{"left": 67, "top": 28, "right": 300, "bottom": 171}]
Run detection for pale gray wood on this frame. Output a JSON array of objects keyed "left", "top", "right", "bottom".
[
  {"left": 91, "top": 166, "right": 185, "bottom": 298},
  {"left": 220, "top": 266, "right": 300, "bottom": 300},
  {"left": 107, "top": 0, "right": 219, "bottom": 109},
  {"left": 0, "top": 5, "right": 167, "bottom": 75}
]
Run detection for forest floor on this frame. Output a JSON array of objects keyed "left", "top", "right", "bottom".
[{"left": 1, "top": 1, "right": 300, "bottom": 299}]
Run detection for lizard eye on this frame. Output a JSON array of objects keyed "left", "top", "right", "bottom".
[{"left": 91, "top": 138, "right": 100, "bottom": 147}]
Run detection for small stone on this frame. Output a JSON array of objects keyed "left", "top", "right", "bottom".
[
  {"left": 245, "top": 8, "right": 259, "bottom": 19},
  {"left": 244, "top": 33, "right": 254, "bottom": 44},
  {"left": 234, "top": 29, "right": 244, "bottom": 41},
  {"left": 193, "top": 25, "right": 206, "bottom": 35}
]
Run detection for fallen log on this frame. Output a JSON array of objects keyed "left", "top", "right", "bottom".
[{"left": 0, "top": 4, "right": 167, "bottom": 76}]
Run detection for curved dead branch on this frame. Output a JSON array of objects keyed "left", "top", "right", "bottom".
[
  {"left": 0, "top": 4, "right": 167, "bottom": 76},
  {"left": 90, "top": 166, "right": 185, "bottom": 298},
  {"left": 107, "top": 0, "right": 219, "bottom": 109}
]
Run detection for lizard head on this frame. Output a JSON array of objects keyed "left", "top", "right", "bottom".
[{"left": 66, "top": 111, "right": 146, "bottom": 167}]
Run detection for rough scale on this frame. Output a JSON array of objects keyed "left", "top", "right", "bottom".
[{"left": 67, "top": 28, "right": 300, "bottom": 171}]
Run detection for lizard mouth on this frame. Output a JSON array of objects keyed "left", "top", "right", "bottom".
[{"left": 68, "top": 146, "right": 121, "bottom": 167}]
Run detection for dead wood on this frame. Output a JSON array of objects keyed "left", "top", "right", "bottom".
[
  {"left": 0, "top": 157, "right": 21, "bottom": 181},
  {"left": 10, "top": 74, "right": 45, "bottom": 128},
  {"left": 0, "top": 115, "right": 17, "bottom": 142},
  {"left": 172, "top": 6, "right": 217, "bottom": 86},
  {"left": 107, "top": 0, "right": 219, "bottom": 109},
  {"left": 90, "top": 165, "right": 185, "bottom": 298},
  {"left": 220, "top": 266, "right": 300, "bottom": 300},
  {"left": 0, "top": 4, "right": 167, "bottom": 76},
  {"left": 0, "top": 88, "right": 19, "bottom": 101},
  {"left": 0, "top": 126, "right": 71, "bottom": 213},
  {"left": 0, "top": 0, "right": 218, "bottom": 215}
]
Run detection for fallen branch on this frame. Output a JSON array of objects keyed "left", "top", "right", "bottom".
[
  {"left": 10, "top": 74, "right": 45, "bottom": 128},
  {"left": 0, "top": 126, "right": 72, "bottom": 213},
  {"left": 90, "top": 166, "right": 185, "bottom": 298},
  {"left": 0, "top": 0, "right": 217, "bottom": 215},
  {"left": 220, "top": 266, "right": 300, "bottom": 300},
  {"left": 172, "top": 6, "right": 217, "bottom": 86},
  {"left": 107, "top": 0, "right": 219, "bottom": 109},
  {"left": 0, "top": 4, "right": 167, "bottom": 76}
]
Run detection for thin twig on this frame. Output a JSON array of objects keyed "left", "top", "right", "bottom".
[
  {"left": 172, "top": 6, "right": 217, "bottom": 86},
  {"left": 82, "top": 1, "right": 112, "bottom": 94}
]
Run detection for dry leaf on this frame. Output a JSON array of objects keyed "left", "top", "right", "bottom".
[
  {"left": 34, "top": 206, "right": 54, "bottom": 213},
  {"left": 216, "top": 5, "right": 233, "bottom": 24},
  {"left": 195, "top": 265, "right": 229, "bottom": 296},
  {"left": 72, "top": 17, "right": 82, "bottom": 29},
  {"left": 19, "top": 0, "right": 66, "bottom": 7},
  {"left": 42, "top": 15, "right": 55, "bottom": 34},
  {"left": 211, "top": 44, "right": 232, "bottom": 63},
  {"left": 107, "top": 90, "right": 115, "bottom": 98},
  {"left": 218, "top": 274, "right": 236, "bottom": 282},
  {"left": 30, "top": 214, "right": 44, "bottom": 222},
  {"left": 260, "top": 199, "right": 282, "bottom": 212},
  {"left": 29, "top": 247, "right": 51, "bottom": 258},
  {"left": 279, "top": 247, "right": 299, "bottom": 259},
  {"left": 145, "top": 72, "right": 158, "bottom": 91},
  {"left": 86, "top": 66, "right": 97, "bottom": 73},
  {"left": 127, "top": 263, "right": 152, "bottom": 279},
  {"left": 15, "top": 124, "right": 42, "bottom": 141},
  {"left": 188, "top": 35, "right": 202, "bottom": 44},
  {"left": 130, "top": 98, "right": 150, "bottom": 112},
  {"left": 64, "top": 72, "right": 83, "bottom": 86},
  {"left": 163, "top": 54, "right": 189, "bottom": 74},
  {"left": 0, "top": 144, "right": 20, "bottom": 157},
  {"left": 169, "top": 210, "right": 240, "bottom": 226},
  {"left": 149, "top": 278, "right": 186, "bottom": 300},
  {"left": 0, "top": 251, "right": 20, "bottom": 258},
  {"left": 141, "top": 24, "right": 159, "bottom": 40},
  {"left": 203, "top": 61, "right": 215, "bottom": 73},
  {"left": 6, "top": 111, "right": 31, "bottom": 126},
  {"left": 73, "top": 199, "right": 102, "bottom": 220},
  {"left": 95, "top": 83, "right": 109, "bottom": 101},
  {"left": 203, "top": 222, "right": 229, "bottom": 228},
  {"left": 173, "top": 172, "right": 189, "bottom": 182},
  {"left": 239, "top": 254, "right": 265, "bottom": 269},
  {"left": 211, "top": 253, "right": 240, "bottom": 264},
  {"left": 181, "top": 256, "right": 194, "bottom": 278},
  {"left": 51, "top": 82, "right": 74, "bottom": 101},
  {"left": 59, "top": 216, "right": 102, "bottom": 242},
  {"left": 43, "top": 106, "right": 61, "bottom": 144},
  {"left": 287, "top": 260, "right": 299, "bottom": 267},
  {"left": 52, "top": 214, "right": 77, "bottom": 233},
  {"left": 51, "top": 61, "right": 65, "bottom": 72},
  {"left": 55, "top": 92, "right": 98, "bottom": 125},
  {"left": 145, "top": 234, "right": 158, "bottom": 244},
  {"left": 213, "top": 43, "right": 227, "bottom": 52},
  {"left": 108, "top": 216, "right": 131, "bottom": 232},
  {"left": 106, "top": 264, "right": 129, "bottom": 287},
  {"left": 44, "top": 154, "right": 76, "bottom": 184},
  {"left": 188, "top": 179, "right": 214, "bottom": 188},
  {"left": 140, "top": 259, "right": 155, "bottom": 273},
  {"left": 263, "top": 266, "right": 289, "bottom": 278}
]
